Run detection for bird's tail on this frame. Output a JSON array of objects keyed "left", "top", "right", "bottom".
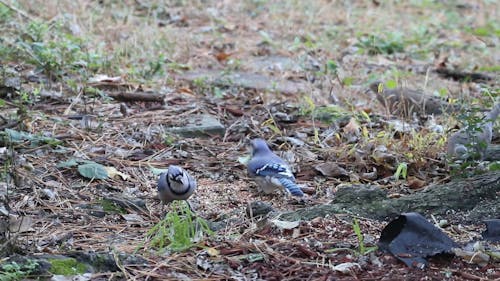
[{"left": 278, "top": 178, "right": 304, "bottom": 197}]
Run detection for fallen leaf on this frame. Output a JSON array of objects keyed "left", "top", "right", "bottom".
[
  {"left": 78, "top": 163, "right": 108, "bottom": 180},
  {"left": 57, "top": 158, "right": 79, "bottom": 168},
  {"left": 332, "top": 262, "right": 361, "bottom": 274},
  {"left": 88, "top": 74, "right": 122, "bottom": 83},
  {"left": 44, "top": 180, "right": 62, "bottom": 189},
  {"left": 121, "top": 213, "right": 144, "bottom": 223},
  {"left": 42, "top": 188, "right": 57, "bottom": 200},
  {"left": 238, "top": 155, "right": 251, "bottom": 165},
  {"left": 315, "top": 162, "right": 349, "bottom": 177},
  {"left": 343, "top": 117, "right": 360, "bottom": 135},
  {"left": 206, "top": 247, "right": 219, "bottom": 257},
  {"left": 104, "top": 166, "right": 130, "bottom": 180},
  {"left": 270, "top": 219, "right": 300, "bottom": 229},
  {"left": 214, "top": 51, "right": 235, "bottom": 62},
  {"left": 178, "top": 87, "right": 194, "bottom": 94},
  {"left": 452, "top": 248, "right": 489, "bottom": 267},
  {"left": 150, "top": 167, "right": 168, "bottom": 176},
  {"left": 408, "top": 177, "right": 426, "bottom": 189}
]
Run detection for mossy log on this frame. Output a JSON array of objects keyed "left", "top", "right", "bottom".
[{"left": 282, "top": 171, "right": 500, "bottom": 222}]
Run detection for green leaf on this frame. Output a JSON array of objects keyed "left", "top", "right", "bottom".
[
  {"left": 326, "top": 60, "right": 338, "bottom": 74},
  {"left": 386, "top": 80, "right": 397, "bottom": 89},
  {"left": 2, "top": 128, "right": 61, "bottom": 147},
  {"left": 394, "top": 162, "right": 408, "bottom": 180},
  {"left": 57, "top": 158, "right": 79, "bottom": 168},
  {"left": 3, "top": 128, "right": 33, "bottom": 142},
  {"left": 238, "top": 155, "right": 251, "bottom": 165},
  {"left": 0, "top": 99, "right": 5, "bottom": 107},
  {"left": 77, "top": 163, "right": 108, "bottom": 179},
  {"left": 246, "top": 253, "right": 265, "bottom": 262},
  {"left": 472, "top": 27, "right": 490, "bottom": 37},
  {"left": 342, "top": 76, "right": 354, "bottom": 86},
  {"left": 150, "top": 166, "right": 168, "bottom": 176},
  {"left": 488, "top": 162, "right": 500, "bottom": 171}
]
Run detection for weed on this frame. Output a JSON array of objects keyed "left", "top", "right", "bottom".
[
  {"left": 299, "top": 96, "right": 347, "bottom": 126},
  {"left": 352, "top": 218, "right": 378, "bottom": 256},
  {"left": 466, "top": 22, "right": 500, "bottom": 37},
  {"left": 394, "top": 162, "right": 408, "bottom": 180},
  {"left": 448, "top": 106, "right": 495, "bottom": 175},
  {"left": 144, "top": 201, "right": 213, "bottom": 252},
  {"left": 10, "top": 19, "right": 106, "bottom": 80},
  {"left": 326, "top": 218, "right": 377, "bottom": 256},
  {"left": 98, "top": 199, "right": 127, "bottom": 214},
  {"left": 262, "top": 117, "right": 282, "bottom": 135},
  {"left": 355, "top": 33, "right": 405, "bottom": 55},
  {"left": 406, "top": 130, "right": 445, "bottom": 164},
  {"left": 162, "top": 133, "right": 176, "bottom": 146},
  {"left": 0, "top": 260, "right": 39, "bottom": 281},
  {"left": 0, "top": 3, "right": 12, "bottom": 23},
  {"left": 138, "top": 54, "right": 166, "bottom": 80}
]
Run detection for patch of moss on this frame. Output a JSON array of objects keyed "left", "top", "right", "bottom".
[
  {"left": 479, "top": 65, "right": 500, "bottom": 73},
  {"left": 98, "top": 199, "right": 127, "bottom": 214},
  {"left": 48, "top": 258, "right": 87, "bottom": 276}
]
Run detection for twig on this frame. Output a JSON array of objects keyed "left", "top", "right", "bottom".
[{"left": 112, "top": 249, "right": 130, "bottom": 280}]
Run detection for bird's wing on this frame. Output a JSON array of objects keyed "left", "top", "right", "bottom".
[{"left": 255, "top": 162, "right": 294, "bottom": 179}]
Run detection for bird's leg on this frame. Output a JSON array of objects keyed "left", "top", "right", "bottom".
[
  {"left": 185, "top": 200, "right": 195, "bottom": 214},
  {"left": 159, "top": 202, "right": 169, "bottom": 220}
]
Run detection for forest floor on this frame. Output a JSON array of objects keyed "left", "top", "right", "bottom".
[{"left": 0, "top": 0, "right": 499, "bottom": 280}]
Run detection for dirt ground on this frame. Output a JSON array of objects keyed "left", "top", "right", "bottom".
[{"left": 0, "top": 0, "right": 499, "bottom": 280}]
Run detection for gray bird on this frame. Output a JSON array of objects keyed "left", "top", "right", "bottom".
[
  {"left": 369, "top": 81, "right": 459, "bottom": 117},
  {"left": 247, "top": 138, "right": 304, "bottom": 197},
  {"left": 157, "top": 165, "right": 197, "bottom": 204},
  {"left": 447, "top": 103, "right": 500, "bottom": 160}
]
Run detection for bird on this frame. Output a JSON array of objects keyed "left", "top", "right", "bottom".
[
  {"left": 369, "top": 81, "right": 459, "bottom": 117},
  {"left": 247, "top": 138, "right": 304, "bottom": 197},
  {"left": 157, "top": 165, "right": 197, "bottom": 205},
  {"left": 447, "top": 103, "right": 500, "bottom": 160}
]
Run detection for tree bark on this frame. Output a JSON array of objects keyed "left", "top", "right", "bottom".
[{"left": 282, "top": 171, "right": 500, "bottom": 222}]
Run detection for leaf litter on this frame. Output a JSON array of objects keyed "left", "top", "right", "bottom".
[{"left": 0, "top": 0, "right": 499, "bottom": 280}]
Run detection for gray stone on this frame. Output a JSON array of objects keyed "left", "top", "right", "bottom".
[
  {"left": 246, "top": 201, "right": 275, "bottom": 218},
  {"left": 167, "top": 114, "right": 225, "bottom": 138},
  {"left": 178, "top": 70, "right": 308, "bottom": 94}
]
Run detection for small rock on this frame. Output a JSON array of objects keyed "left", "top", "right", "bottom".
[
  {"left": 246, "top": 201, "right": 274, "bottom": 218},
  {"left": 167, "top": 114, "right": 225, "bottom": 138}
]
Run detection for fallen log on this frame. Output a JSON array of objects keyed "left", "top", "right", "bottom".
[{"left": 282, "top": 171, "right": 500, "bottom": 222}]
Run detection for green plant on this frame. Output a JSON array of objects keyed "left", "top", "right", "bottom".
[
  {"left": 139, "top": 54, "right": 166, "bottom": 79},
  {"left": 262, "top": 117, "right": 282, "bottom": 135},
  {"left": 15, "top": 20, "right": 105, "bottom": 80},
  {"left": 352, "top": 218, "right": 378, "bottom": 256},
  {"left": 163, "top": 133, "right": 176, "bottom": 146},
  {"left": 0, "top": 2, "right": 12, "bottom": 23},
  {"left": 0, "top": 260, "right": 39, "bottom": 281},
  {"left": 394, "top": 162, "right": 408, "bottom": 180},
  {"left": 299, "top": 96, "right": 347, "bottom": 126},
  {"left": 449, "top": 107, "right": 493, "bottom": 175},
  {"left": 356, "top": 33, "right": 405, "bottom": 55},
  {"left": 326, "top": 218, "right": 377, "bottom": 256},
  {"left": 405, "top": 129, "right": 445, "bottom": 163},
  {"left": 145, "top": 201, "right": 214, "bottom": 252},
  {"left": 98, "top": 199, "right": 127, "bottom": 214}
]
